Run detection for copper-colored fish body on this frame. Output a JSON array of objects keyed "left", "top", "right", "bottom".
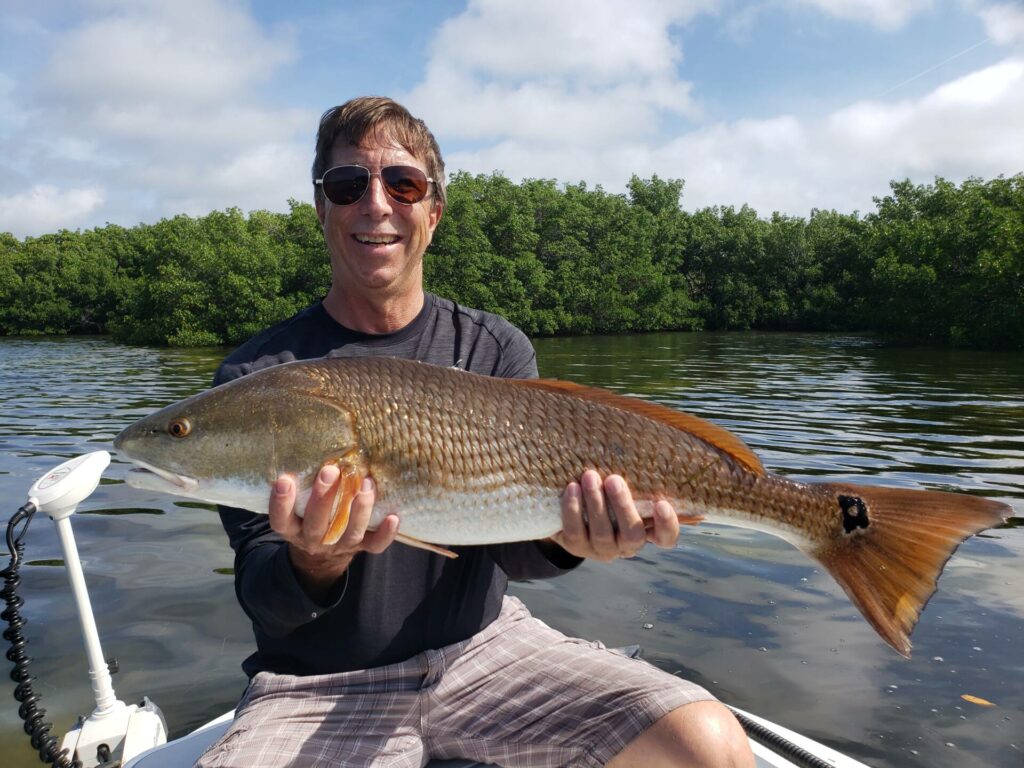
[{"left": 115, "top": 356, "right": 1012, "bottom": 656}]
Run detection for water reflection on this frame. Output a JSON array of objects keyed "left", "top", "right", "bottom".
[{"left": 0, "top": 333, "right": 1021, "bottom": 768}]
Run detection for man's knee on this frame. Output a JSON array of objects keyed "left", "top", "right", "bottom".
[
  {"left": 669, "top": 701, "right": 753, "bottom": 767},
  {"left": 609, "top": 700, "right": 755, "bottom": 768}
]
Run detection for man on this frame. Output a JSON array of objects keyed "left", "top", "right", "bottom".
[{"left": 198, "top": 96, "right": 753, "bottom": 768}]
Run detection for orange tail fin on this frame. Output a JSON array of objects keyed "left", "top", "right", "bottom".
[{"left": 811, "top": 482, "right": 1009, "bottom": 657}]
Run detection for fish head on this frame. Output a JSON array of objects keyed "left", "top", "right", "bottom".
[{"left": 114, "top": 363, "right": 358, "bottom": 513}]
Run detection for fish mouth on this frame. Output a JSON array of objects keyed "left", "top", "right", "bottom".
[{"left": 125, "top": 460, "right": 200, "bottom": 493}]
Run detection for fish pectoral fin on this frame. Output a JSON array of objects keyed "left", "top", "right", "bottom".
[
  {"left": 394, "top": 532, "right": 458, "bottom": 559},
  {"left": 320, "top": 458, "right": 366, "bottom": 546}
]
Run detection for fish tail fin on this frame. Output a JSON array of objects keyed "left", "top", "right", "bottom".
[{"left": 809, "top": 482, "right": 1009, "bottom": 657}]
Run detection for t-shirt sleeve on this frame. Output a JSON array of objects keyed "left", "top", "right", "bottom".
[
  {"left": 488, "top": 540, "right": 583, "bottom": 580},
  {"left": 494, "top": 324, "right": 539, "bottom": 380},
  {"left": 218, "top": 506, "right": 348, "bottom": 637}
]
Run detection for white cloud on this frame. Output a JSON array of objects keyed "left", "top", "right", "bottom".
[
  {"left": 0, "top": 185, "right": 104, "bottom": 236},
  {"left": 428, "top": 0, "right": 713, "bottom": 82},
  {"left": 446, "top": 55, "right": 1024, "bottom": 217},
  {"left": 794, "top": 0, "right": 934, "bottom": 30},
  {"left": 980, "top": 2, "right": 1024, "bottom": 45},
  {"left": 155, "top": 141, "right": 313, "bottom": 217},
  {"left": 822, "top": 58, "right": 1024, "bottom": 173},
  {"left": 406, "top": 0, "right": 712, "bottom": 148},
  {"left": 926, "top": 56, "right": 1023, "bottom": 103},
  {"left": 412, "top": 69, "right": 697, "bottom": 146},
  {"left": 412, "top": 0, "right": 1022, "bottom": 218},
  {"left": 0, "top": 0, "right": 312, "bottom": 237},
  {"left": 41, "top": 0, "right": 291, "bottom": 108}
]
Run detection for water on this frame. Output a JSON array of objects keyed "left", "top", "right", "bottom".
[{"left": 1, "top": 333, "right": 1021, "bottom": 768}]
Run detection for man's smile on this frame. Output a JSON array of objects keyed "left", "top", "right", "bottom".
[{"left": 353, "top": 233, "right": 401, "bottom": 245}]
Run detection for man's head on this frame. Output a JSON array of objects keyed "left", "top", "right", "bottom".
[
  {"left": 312, "top": 97, "right": 446, "bottom": 207},
  {"left": 313, "top": 97, "right": 445, "bottom": 328}
]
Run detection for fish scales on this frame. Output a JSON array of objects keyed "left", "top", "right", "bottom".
[
  {"left": 315, "top": 358, "right": 748, "bottom": 513},
  {"left": 315, "top": 360, "right": 869, "bottom": 553},
  {"left": 114, "top": 355, "right": 1012, "bottom": 655}
]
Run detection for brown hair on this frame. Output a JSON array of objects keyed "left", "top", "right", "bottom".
[{"left": 312, "top": 96, "right": 446, "bottom": 206}]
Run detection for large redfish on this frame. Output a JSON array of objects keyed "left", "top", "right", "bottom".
[{"left": 113, "top": 356, "right": 1010, "bottom": 656}]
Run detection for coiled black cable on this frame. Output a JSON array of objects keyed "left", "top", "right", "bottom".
[{"left": 2, "top": 502, "right": 81, "bottom": 768}]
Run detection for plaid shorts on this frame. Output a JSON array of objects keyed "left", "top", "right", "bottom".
[{"left": 196, "top": 596, "right": 713, "bottom": 768}]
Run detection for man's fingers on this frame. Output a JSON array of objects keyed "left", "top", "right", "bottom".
[
  {"left": 298, "top": 464, "right": 341, "bottom": 543},
  {"left": 558, "top": 482, "right": 589, "bottom": 554},
  {"left": 604, "top": 475, "right": 646, "bottom": 557},
  {"left": 269, "top": 475, "right": 301, "bottom": 538},
  {"left": 581, "top": 470, "right": 619, "bottom": 560},
  {"left": 556, "top": 472, "right": 657, "bottom": 561},
  {"left": 649, "top": 499, "right": 681, "bottom": 548},
  {"left": 340, "top": 477, "right": 375, "bottom": 544},
  {"left": 362, "top": 514, "right": 399, "bottom": 554}
]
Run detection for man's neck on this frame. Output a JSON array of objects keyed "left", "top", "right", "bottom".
[{"left": 322, "top": 286, "right": 425, "bottom": 335}]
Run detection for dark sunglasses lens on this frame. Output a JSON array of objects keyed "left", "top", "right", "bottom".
[
  {"left": 381, "top": 166, "right": 429, "bottom": 204},
  {"left": 322, "top": 167, "right": 369, "bottom": 205}
]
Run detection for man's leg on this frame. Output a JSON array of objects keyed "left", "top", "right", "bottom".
[
  {"left": 427, "top": 596, "right": 755, "bottom": 768},
  {"left": 608, "top": 700, "right": 754, "bottom": 768},
  {"left": 195, "top": 667, "right": 426, "bottom": 768}
]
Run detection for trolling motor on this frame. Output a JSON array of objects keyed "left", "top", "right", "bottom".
[{"left": 2, "top": 452, "right": 167, "bottom": 767}]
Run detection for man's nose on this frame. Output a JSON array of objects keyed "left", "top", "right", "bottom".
[{"left": 361, "top": 175, "right": 393, "bottom": 213}]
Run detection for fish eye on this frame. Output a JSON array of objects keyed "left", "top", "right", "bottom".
[{"left": 168, "top": 418, "right": 192, "bottom": 438}]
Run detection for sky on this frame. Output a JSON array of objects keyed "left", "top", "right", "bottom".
[{"left": 1, "top": 0, "right": 1022, "bottom": 238}]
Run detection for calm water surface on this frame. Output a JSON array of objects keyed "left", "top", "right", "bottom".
[{"left": 1, "top": 333, "right": 1021, "bottom": 768}]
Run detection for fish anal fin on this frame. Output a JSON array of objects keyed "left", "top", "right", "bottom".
[
  {"left": 643, "top": 513, "right": 705, "bottom": 532},
  {"left": 319, "top": 452, "right": 367, "bottom": 546},
  {"left": 812, "top": 482, "right": 1010, "bottom": 657},
  {"left": 394, "top": 532, "right": 458, "bottom": 559},
  {"left": 641, "top": 501, "right": 706, "bottom": 533},
  {"left": 512, "top": 378, "right": 765, "bottom": 476}
]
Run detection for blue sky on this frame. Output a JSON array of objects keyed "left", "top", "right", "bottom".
[{"left": 1, "top": 0, "right": 1022, "bottom": 237}]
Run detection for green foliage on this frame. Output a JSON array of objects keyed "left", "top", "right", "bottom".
[
  {"left": 0, "top": 229, "right": 119, "bottom": 335},
  {"left": 864, "top": 176, "right": 1024, "bottom": 348},
  {"left": 0, "top": 174, "right": 1020, "bottom": 349},
  {"left": 801, "top": 209, "right": 871, "bottom": 330}
]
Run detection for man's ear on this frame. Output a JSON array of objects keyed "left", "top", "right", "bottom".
[
  {"left": 428, "top": 200, "right": 444, "bottom": 231},
  {"left": 315, "top": 194, "right": 326, "bottom": 228}
]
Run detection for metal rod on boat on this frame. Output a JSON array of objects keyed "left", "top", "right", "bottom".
[
  {"left": 28, "top": 451, "right": 120, "bottom": 716},
  {"left": 51, "top": 514, "right": 118, "bottom": 715}
]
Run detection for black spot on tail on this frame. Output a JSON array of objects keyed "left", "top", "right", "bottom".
[{"left": 839, "top": 494, "right": 870, "bottom": 534}]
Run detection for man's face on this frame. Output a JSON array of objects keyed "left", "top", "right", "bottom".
[{"left": 316, "top": 139, "right": 442, "bottom": 300}]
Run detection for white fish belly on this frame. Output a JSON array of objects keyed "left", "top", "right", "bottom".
[{"left": 375, "top": 484, "right": 565, "bottom": 545}]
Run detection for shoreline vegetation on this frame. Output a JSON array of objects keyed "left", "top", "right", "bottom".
[{"left": 1, "top": 173, "right": 1021, "bottom": 350}]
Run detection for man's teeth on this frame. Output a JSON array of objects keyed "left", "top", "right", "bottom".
[{"left": 355, "top": 234, "right": 399, "bottom": 244}]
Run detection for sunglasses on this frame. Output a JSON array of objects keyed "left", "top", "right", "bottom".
[{"left": 315, "top": 165, "right": 435, "bottom": 206}]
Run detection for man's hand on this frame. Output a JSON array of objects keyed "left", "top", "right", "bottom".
[
  {"left": 270, "top": 465, "right": 399, "bottom": 598},
  {"left": 551, "top": 470, "right": 680, "bottom": 561}
]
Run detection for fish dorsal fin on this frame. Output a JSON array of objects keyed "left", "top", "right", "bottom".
[{"left": 511, "top": 378, "right": 765, "bottom": 476}]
